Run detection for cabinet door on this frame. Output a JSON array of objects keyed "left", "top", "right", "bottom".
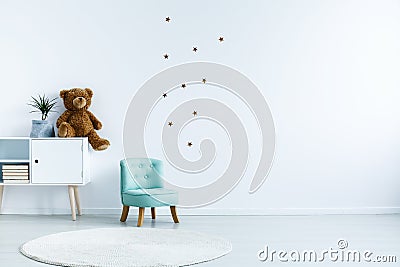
[{"left": 31, "top": 139, "right": 83, "bottom": 184}]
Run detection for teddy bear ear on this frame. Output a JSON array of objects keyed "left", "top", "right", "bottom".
[
  {"left": 59, "top": 90, "right": 68, "bottom": 99},
  {"left": 85, "top": 88, "right": 93, "bottom": 97}
]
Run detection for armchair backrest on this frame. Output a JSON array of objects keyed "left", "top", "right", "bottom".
[{"left": 120, "top": 158, "right": 164, "bottom": 193}]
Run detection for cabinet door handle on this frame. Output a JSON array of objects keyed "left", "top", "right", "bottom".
[{"left": 34, "top": 159, "right": 39, "bottom": 163}]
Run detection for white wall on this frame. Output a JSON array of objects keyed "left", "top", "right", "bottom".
[{"left": 0, "top": 0, "right": 399, "bottom": 215}]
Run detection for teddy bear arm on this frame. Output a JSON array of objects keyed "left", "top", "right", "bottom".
[
  {"left": 87, "top": 111, "right": 103, "bottom": 130},
  {"left": 56, "top": 110, "right": 72, "bottom": 127}
]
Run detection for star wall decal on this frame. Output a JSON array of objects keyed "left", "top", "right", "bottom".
[
  {"left": 193, "top": 47, "right": 198, "bottom": 52},
  {"left": 202, "top": 78, "right": 206, "bottom": 83},
  {"left": 218, "top": 36, "right": 224, "bottom": 42},
  {"left": 165, "top": 17, "right": 171, "bottom": 22},
  {"left": 181, "top": 83, "right": 186, "bottom": 88},
  {"left": 163, "top": 54, "right": 169, "bottom": 59},
  {"left": 192, "top": 111, "right": 197, "bottom": 116},
  {"left": 162, "top": 93, "right": 167, "bottom": 98},
  {"left": 187, "top": 142, "right": 193, "bottom": 147},
  {"left": 168, "top": 121, "right": 173, "bottom": 127}
]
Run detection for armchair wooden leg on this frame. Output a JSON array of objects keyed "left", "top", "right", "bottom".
[
  {"left": 137, "top": 207, "right": 145, "bottom": 227},
  {"left": 120, "top": 205, "right": 130, "bottom": 222},
  {"left": 170, "top": 206, "right": 179, "bottom": 223},
  {"left": 151, "top": 207, "right": 156, "bottom": 220}
]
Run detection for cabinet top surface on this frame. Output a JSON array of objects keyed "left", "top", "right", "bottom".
[{"left": 0, "top": 137, "right": 88, "bottom": 140}]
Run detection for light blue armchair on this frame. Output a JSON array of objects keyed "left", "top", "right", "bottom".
[{"left": 120, "top": 158, "right": 179, "bottom": 227}]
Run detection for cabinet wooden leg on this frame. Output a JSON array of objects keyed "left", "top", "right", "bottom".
[
  {"left": 137, "top": 207, "right": 145, "bottom": 227},
  {"left": 68, "top": 186, "right": 76, "bottom": 221},
  {"left": 73, "top": 186, "right": 81, "bottom": 216},
  {"left": 151, "top": 207, "right": 156, "bottom": 219},
  {"left": 170, "top": 206, "right": 179, "bottom": 223},
  {"left": 0, "top": 185, "right": 4, "bottom": 213}
]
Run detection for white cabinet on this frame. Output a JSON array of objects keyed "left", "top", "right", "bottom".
[
  {"left": 0, "top": 137, "right": 90, "bottom": 220},
  {"left": 31, "top": 139, "right": 84, "bottom": 184}
]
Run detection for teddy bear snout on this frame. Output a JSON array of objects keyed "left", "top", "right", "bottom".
[{"left": 73, "top": 97, "right": 87, "bottom": 109}]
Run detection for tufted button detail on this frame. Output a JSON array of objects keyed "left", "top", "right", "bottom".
[
  {"left": 144, "top": 175, "right": 149, "bottom": 179},
  {"left": 138, "top": 164, "right": 143, "bottom": 168},
  {"left": 149, "top": 164, "right": 154, "bottom": 168},
  {"left": 134, "top": 175, "right": 138, "bottom": 179}
]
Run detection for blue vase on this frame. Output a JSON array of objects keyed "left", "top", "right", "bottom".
[{"left": 30, "top": 120, "right": 55, "bottom": 138}]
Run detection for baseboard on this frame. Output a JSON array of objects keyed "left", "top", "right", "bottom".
[{"left": 1, "top": 207, "right": 400, "bottom": 216}]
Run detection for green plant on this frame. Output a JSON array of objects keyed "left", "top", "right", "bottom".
[{"left": 28, "top": 94, "right": 58, "bottom": 120}]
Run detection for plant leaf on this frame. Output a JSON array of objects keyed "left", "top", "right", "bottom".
[{"left": 28, "top": 93, "right": 58, "bottom": 120}]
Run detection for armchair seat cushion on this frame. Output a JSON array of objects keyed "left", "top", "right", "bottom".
[
  {"left": 122, "top": 188, "right": 178, "bottom": 207},
  {"left": 124, "top": 188, "right": 177, "bottom": 196}
]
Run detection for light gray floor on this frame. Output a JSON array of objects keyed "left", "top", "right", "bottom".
[{"left": 0, "top": 214, "right": 399, "bottom": 266}]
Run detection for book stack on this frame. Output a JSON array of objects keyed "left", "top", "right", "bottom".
[{"left": 2, "top": 164, "right": 29, "bottom": 184}]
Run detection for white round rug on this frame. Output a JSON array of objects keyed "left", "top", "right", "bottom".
[{"left": 20, "top": 228, "right": 232, "bottom": 267}]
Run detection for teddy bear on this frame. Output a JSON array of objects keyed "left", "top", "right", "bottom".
[{"left": 56, "top": 88, "right": 110, "bottom": 151}]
